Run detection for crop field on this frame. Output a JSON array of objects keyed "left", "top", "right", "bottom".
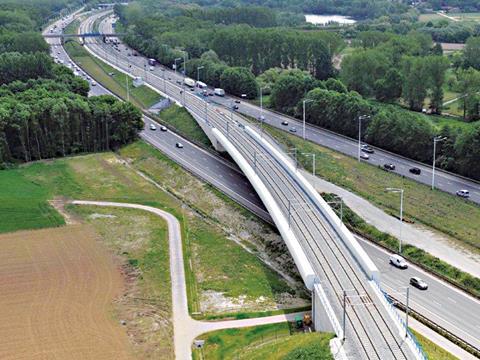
[{"left": 0, "top": 225, "right": 132, "bottom": 359}]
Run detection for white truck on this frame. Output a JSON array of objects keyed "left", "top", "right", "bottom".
[
  {"left": 196, "top": 81, "right": 207, "bottom": 89},
  {"left": 184, "top": 77, "right": 195, "bottom": 88},
  {"left": 214, "top": 88, "right": 225, "bottom": 96}
]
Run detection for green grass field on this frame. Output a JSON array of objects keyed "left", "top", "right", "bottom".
[
  {"left": 156, "top": 105, "right": 211, "bottom": 147},
  {"left": 0, "top": 165, "right": 65, "bottom": 233},
  {"left": 192, "top": 323, "right": 333, "bottom": 360},
  {"left": 265, "top": 125, "right": 480, "bottom": 251},
  {"left": 411, "top": 330, "right": 458, "bottom": 360}
]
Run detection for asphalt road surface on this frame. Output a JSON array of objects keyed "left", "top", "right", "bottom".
[{"left": 45, "top": 11, "right": 480, "bottom": 351}]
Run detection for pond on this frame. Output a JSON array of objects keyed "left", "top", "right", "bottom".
[{"left": 305, "top": 14, "right": 356, "bottom": 25}]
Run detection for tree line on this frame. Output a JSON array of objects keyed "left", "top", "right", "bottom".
[
  {"left": 341, "top": 31, "right": 450, "bottom": 113},
  {"left": 263, "top": 68, "right": 480, "bottom": 180},
  {"left": 0, "top": 0, "right": 144, "bottom": 167}
]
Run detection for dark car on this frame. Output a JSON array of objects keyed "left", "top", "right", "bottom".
[
  {"left": 281, "top": 121, "right": 289, "bottom": 126},
  {"left": 361, "top": 144, "right": 374, "bottom": 154},
  {"left": 409, "top": 167, "right": 421, "bottom": 175},
  {"left": 384, "top": 163, "right": 395, "bottom": 171},
  {"left": 235, "top": 100, "right": 241, "bottom": 104},
  {"left": 410, "top": 277, "right": 428, "bottom": 290},
  {"left": 233, "top": 105, "right": 239, "bottom": 110}
]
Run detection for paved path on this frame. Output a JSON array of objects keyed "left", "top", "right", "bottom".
[
  {"left": 302, "top": 173, "right": 480, "bottom": 278},
  {"left": 72, "top": 201, "right": 306, "bottom": 359}
]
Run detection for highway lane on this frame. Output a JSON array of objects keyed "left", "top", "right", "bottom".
[
  {"left": 49, "top": 11, "right": 480, "bottom": 351},
  {"left": 91, "top": 13, "right": 480, "bottom": 352},
  {"left": 98, "top": 15, "right": 480, "bottom": 205}
]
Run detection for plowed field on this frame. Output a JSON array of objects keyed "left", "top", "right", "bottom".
[{"left": 0, "top": 225, "right": 132, "bottom": 359}]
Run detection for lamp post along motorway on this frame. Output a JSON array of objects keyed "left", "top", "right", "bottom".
[
  {"left": 174, "top": 57, "right": 182, "bottom": 76},
  {"left": 432, "top": 136, "right": 447, "bottom": 190},
  {"left": 386, "top": 188, "right": 404, "bottom": 253},
  {"left": 197, "top": 65, "right": 204, "bottom": 83},
  {"left": 302, "top": 99, "right": 313, "bottom": 140},
  {"left": 358, "top": 115, "right": 370, "bottom": 161}
]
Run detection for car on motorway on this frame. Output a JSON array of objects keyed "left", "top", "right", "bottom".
[
  {"left": 456, "top": 189, "right": 470, "bottom": 198},
  {"left": 410, "top": 277, "right": 428, "bottom": 290},
  {"left": 149, "top": 124, "right": 157, "bottom": 131},
  {"left": 281, "top": 121, "right": 289, "bottom": 126},
  {"left": 389, "top": 254, "right": 408, "bottom": 269},
  {"left": 409, "top": 167, "right": 421, "bottom": 175},
  {"left": 360, "top": 152, "right": 370, "bottom": 160},
  {"left": 175, "top": 142, "right": 184, "bottom": 148},
  {"left": 361, "top": 144, "right": 374, "bottom": 153},
  {"left": 160, "top": 126, "right": 167, "bottom": 132},
  {"left": 383, "top": 163, "right": 395, "bottom": 171},
  {"left": 235, "top": 100, "right": 241, "bottom": 104},
  {"left": 91, "top": 80, "right": 97, "bottom": 86},
  {"left": 289, "top": 127, "right": 297, "bottom": 133},
  {"left": 233, "top": 105, "right": 239, "bottom": 110}
]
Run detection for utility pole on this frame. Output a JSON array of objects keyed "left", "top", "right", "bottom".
[
  {"left": 358, "top": 115, "right": 370, "bottom": 161},
  {"left": 302, "top": 99, "right": 313, "bottom": 140},
  {"left": 432, "top": 136, "right": 447, "bottom": 190},
  {"left": 197, "top": 65, "right": 204, "bottom": 83}
]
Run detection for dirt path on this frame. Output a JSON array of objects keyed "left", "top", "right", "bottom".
[{"left": 72, "top": 201, "right": 307, "bottom": 359}]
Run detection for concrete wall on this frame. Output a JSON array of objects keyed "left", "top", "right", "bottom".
[{"left": 212, "top": 127, "right": 316, "bottom": 290}]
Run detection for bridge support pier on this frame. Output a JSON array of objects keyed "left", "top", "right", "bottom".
[
  {"left": 312, "top": 283, "right": 336, "bottom": 334},
  {"left": 60, "top": 37, "right": 64, "bottom": 45}
]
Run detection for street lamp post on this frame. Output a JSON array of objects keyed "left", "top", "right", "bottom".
[
  {"left": 183, "top": 51, "right": 188, "bottom": 79},
  {"left": 432, "top": 136, "right": 447, "bottom": 190},
  {"left": 302, "top": 99, "right": 313, "bottom": 140},
  {"left": 174, "top": 57, "right": 182, "bottom": 76},
  {"left": 386, "top": 188, "right": 404, "bottom": 253},
  {"left": 259, "top": 87, "right": 267, "bottom": 136},
  {"left": 358, "top": 115, "right": 370, "bottom": 161},
  {"left": 197, "top": 66, "right": 204, "bottom": 83}
]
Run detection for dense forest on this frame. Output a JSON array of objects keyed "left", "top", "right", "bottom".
[
  {"left": 0, "top": 0, "right": 143, "bottom": 167},
  {"left": 116, "top": 4, "right": 341, "bottom": 97}
]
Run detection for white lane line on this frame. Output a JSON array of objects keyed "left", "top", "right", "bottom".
[
  {"left": 432, "top": 300, "right": 442, "bottom": 308},
  {"left": 447, "top": 297, "right": 457, "bottom": 303}
]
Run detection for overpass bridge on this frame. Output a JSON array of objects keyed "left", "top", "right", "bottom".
[
  {"left": 44, "top": 32, "right": 125, "bottom": 44},
  {"left": 74, "top": 11, "right": 428, "bottom": 359}
]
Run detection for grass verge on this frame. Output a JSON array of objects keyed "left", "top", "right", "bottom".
[
  {"left": 192, "top": 323, "right": 333, "bottom": 360},
  {"left": 411, "top": 330, "right": 458, "bottom": 360},
  {"left": 155, "top": 105, "right": 211, "bottom": 147},
  {"left": 264, "top": 124, "right": 480, "bottom": 252}
]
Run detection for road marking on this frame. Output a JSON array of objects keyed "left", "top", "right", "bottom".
[
  {"left": 432, "top": 300, "right": 442, "bottom": 308},
  {"left": 447, "top": 297, "right": 456, "bottom": 303}
]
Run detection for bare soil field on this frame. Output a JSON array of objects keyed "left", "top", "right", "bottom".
[{"left": 0, "top": 225, "right": 132, "bottom": 360}]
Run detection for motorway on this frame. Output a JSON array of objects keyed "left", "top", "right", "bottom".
[
  {"left": 98, "top": 16, "right": 480, "bottom": 205},
  {"left": 46, "top": 10, "right": 480, "bottom": 354}
]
